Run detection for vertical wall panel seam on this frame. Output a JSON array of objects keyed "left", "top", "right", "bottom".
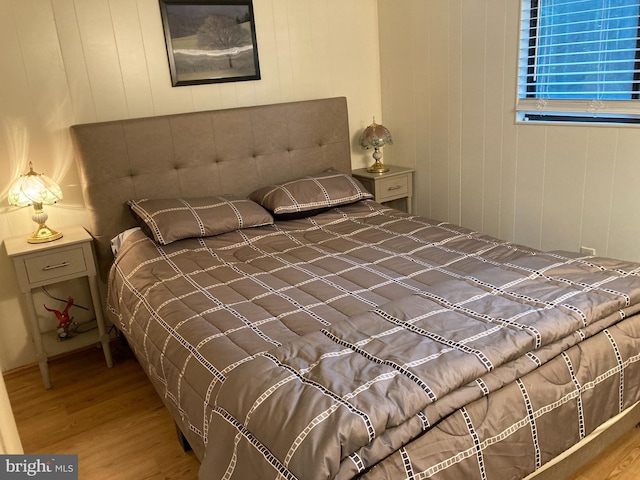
[
  {"left": 51, "top": 1, "right": 79, "bottom": 125},
  {"left": 497, "top": 1, "right": 508, "bottom": 240},
  {"left": 457, "top": 0, "right": 463, "bottom": 225},
  {"left": 107, "top": 1, "right": 131, "bottom": 118},
  {"left": 513, "top": 126, "right": 520, "bottom": 241},
  {"left": 605, "top": 130, "right": 619, "bottom": 257},
  {"left": 134, "top": 0, "right": 156, "bottom": 115},
  {"left": 481, "top": 2, "right": 488, "bottom": 233},
  {"left": 539, "top": 127, "right": 548, "bottom": 249},
  {"left": 578, "top": 128, "right": 590, "bottom": 250}
]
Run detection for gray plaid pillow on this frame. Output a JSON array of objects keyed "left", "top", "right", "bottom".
[
  {"left": 128, "top": 195, "right": 273, "bottom": 245},
  {"left": 249, "top": 169, "right": 372, "bottom": 217}
]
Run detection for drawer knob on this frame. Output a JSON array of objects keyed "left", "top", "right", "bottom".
[
  {"left": 43, "top": 262, "right": 71, "bottom": 271},
  {"left": 388, "top": 184, "right": 402, "bottom": 191}
]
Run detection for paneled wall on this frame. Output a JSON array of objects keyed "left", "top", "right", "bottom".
[
  {"left": 0, "top": 0, "right": 382, "bottom": 371},
  {"left": 379, "top": 0, "right": 640, "bottom": 264}
]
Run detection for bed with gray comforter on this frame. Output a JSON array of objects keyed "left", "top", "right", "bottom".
[{"left": 71, "top": 97, "right": 640, "bottom": 480}]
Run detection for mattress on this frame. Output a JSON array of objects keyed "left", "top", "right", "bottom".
[{"left": 106, "top": 200, "right": 640, "bottom": 479}]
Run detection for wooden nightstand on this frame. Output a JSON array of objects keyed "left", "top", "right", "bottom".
[
  {"left": 352, "top": 165, "right": 415, "bottom": 214},
  {"left": 5, "top": 226, "right": 113, "bottom": 389}
]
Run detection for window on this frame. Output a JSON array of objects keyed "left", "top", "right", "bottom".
[{"left": 517, "top": 0, "right": 640, "bottom": 123}]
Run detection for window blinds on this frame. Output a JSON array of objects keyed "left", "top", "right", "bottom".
[{"left": 517, "top": 0, "right": 640, "bottom": 122}]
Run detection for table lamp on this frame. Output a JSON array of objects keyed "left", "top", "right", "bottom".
[
  {"left": 8, "top": 162, "right": 63, "bottom": 243},
  {"left": 359, "top": 118, "right": 393, "bottom": 173}
]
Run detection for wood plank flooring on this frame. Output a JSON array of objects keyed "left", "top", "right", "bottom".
[
  {"left": 569, "top": 426, "right": 640, "bottom": 480},
  {"left": 4, "top": 343, "right": 640, "bottom": 479},
  {"left": 4, "top": 342, "right": 199, "bottom": 479}
]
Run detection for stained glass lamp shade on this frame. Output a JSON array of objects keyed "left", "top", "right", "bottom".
[{"left": 359, "top": 119, "right": 393, "bottom": 173}]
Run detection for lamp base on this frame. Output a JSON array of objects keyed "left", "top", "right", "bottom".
[
  {"left": 366, "top": 161, "right": 389, "bottom": 173},
  {"left": 27, "top": 224, "right": 63, "bottom": 244},
  {"left": 366, "top": 147, "right": 389, "bottom": 173}
]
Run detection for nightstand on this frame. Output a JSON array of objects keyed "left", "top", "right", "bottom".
[
  {"left": 5, "top": 225, "right": 113, "bottom": 389},
  {"left": 352, "top": 165, "right": 415, "bottom": 214}
]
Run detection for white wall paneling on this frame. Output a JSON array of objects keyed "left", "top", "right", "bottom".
[
  {"left": 379, "top": 0, "right": 640, "bottom": 263},
  {"left": 0, "top": 0, "right": 381, "bottom": 371}
]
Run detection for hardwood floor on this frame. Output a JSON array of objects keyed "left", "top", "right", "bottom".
[
  {"left": 4, "top": 343, "right": 640, "bottom": 479},
  {"left": 4, "top": 342, "right": 199, "bottom": 479},
  {"left": 569, "top": 426, "right": 640, "bottom": 480}
]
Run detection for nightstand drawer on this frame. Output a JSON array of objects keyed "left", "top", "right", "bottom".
[
  {"left": 24, "top": 247, "right": 88, "bottom": 284},
  {"left": 352, "top": 166, "right": 414, "bottom": 214},
  {"left": 377, "top": 175, "right": 410, "bottom": 202}
]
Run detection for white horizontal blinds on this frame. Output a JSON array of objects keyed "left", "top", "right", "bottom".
[{"left": 517, "top": 0, "right": 640, "bottom": 121}]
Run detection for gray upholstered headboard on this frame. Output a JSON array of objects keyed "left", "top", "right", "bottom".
[{"left": 71, "top": 97, "right": 352, "bottom": 280}]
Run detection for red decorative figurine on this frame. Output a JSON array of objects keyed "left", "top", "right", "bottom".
[{"left": 44, "top": 297, "right": 76, "bottom": 340}]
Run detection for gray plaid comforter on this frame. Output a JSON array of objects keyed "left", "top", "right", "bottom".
[{"left": 107, "top": 200, "right": 640, "bottom": 479}]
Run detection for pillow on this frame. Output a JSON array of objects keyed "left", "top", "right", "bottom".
[
  {"left": 249, "top": 169, "right": 373, "bottom": 219},
  {"left": 110, "top": 227, "right": 141, "bottom": 256},
  {"left": 128, "top": 195, "right": 273, "bottom": 245}
]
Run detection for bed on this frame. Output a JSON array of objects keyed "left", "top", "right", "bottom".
[{"left": 70, "top": 97, "right": 640, "bottom": 480}]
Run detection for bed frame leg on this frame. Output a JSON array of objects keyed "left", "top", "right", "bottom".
[{"left": 175, "top": 423, "right": 192, "bottom": 452}]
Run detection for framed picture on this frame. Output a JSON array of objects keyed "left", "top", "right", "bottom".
[{"left": 159, "top": 0, "right": 261, "bottom": 86}]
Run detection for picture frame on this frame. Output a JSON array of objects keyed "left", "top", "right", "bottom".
[{"left": 158, "top": 0, "right": 261, "bottom": 86}]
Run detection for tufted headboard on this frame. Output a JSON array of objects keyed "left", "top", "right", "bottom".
[{"left": 71, "top": 97, "right": 352, "bottom": 280}]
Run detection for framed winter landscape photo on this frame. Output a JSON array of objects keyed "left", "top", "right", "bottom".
[{"left": 159, "top": 0, "right": 261, "bottom": 86}]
